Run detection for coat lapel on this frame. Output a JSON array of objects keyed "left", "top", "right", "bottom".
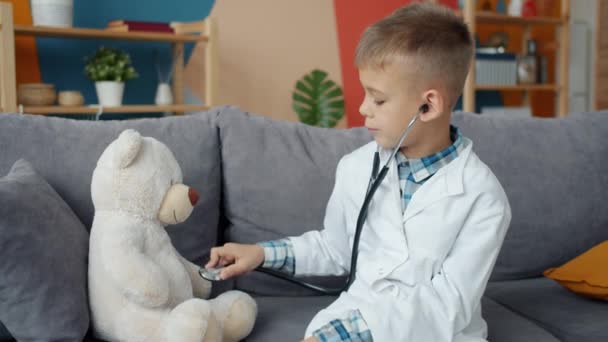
[{"left": 401, "top": 140, "right": 473, "bottom": 223}]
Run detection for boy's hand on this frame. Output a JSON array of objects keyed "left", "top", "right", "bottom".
[
  {"left": 302, "top": 337, "right": 319, "bottom": 342},
  {"left": 205, "top": 243, "right": 265, "bottom": 280}
]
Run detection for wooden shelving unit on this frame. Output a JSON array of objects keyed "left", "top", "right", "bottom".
[
  {"left": 462, "top": 0, "right": 570, "bottom": 117},
  {"left": 22, "top": 104, "right": 210, "bottom": 115},
  {"left": 0, "top": 2, "right": 217, "bottom": 116}
]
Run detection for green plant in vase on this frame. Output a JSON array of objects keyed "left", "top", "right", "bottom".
[
  {"left": 292, "top": 69, "right": 345, "bottom": 128},
  {"left": 84, "top": 46, "right": 138, "bottom": 107}
]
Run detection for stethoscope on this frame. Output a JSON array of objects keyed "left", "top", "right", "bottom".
[{"left": 200, "top": 104, "right": 429, "bottom": 295}]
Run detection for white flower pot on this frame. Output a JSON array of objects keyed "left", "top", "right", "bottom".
[
  {"left": 31, "top": 0, "right": 74, "bottom": 28},
  {"left": 95, "top": 81, "right": 125, "bottom": 107}
]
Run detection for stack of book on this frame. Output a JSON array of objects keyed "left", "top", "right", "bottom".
[
  {"left": 475, "top": 49, "right": 517, "bottom": 86},
  {"left": 105, "top": 20, "right": 206, "bottom": 34}
]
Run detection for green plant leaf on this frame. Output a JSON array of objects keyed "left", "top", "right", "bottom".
[
  {"left": 295, "top": 80, "right": 315, "bottom": 99},
  {"left": 317, "top": 79, "right": 336, "bottom": 95},
  {"left": 292, "top": 69, "right": 344, "bottom": 128},
  {"left": 292, "top": 92, "right": 315, "bottom": 108},
  {"left": 84, "top": 46, "right": 138, "bottom": 82},
  {"left": 320, "top": 99, "right": 345, "bottom": 109},
  {"left": 292, "top": 104, "right": 316, "bottom": 125}
]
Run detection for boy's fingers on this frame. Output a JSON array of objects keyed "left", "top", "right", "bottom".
[
  {"left": 218, "top": 256, "right": 232, "bottom": 267},
  {"left": 205, "top": 247, "right": 223, "bottom": 268},
  {"left": 220, "top": 263, "right": 244, "bottom": 280}
]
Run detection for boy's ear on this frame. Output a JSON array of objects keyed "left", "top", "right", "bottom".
[{"left": 419, "top": 89, "right": 446, "bottom": 122}]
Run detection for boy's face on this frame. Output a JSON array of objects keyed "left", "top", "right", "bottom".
[{"left": 358, "top": 62, "right": 424, "bottom": 149}]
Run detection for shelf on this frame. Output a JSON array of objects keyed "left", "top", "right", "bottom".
[
  {"left": 22, "top": 104, "right": 210, "bottom": 115},
  {"left": 461, "top": 0, "right": 570, "bottom": 117},
  {"left": 14, "top": 25, "right": 208, "bottom": 43},
  {"left": 475, "top": 84, "right": 560, "bottom": 91},
  {"left": 475, "top": 12, "right": 565, "bottom": 25},
  {"left": 0, "top": 2, "right": 218, "bottom": 116},
  {"left": 456, "top": 10, "right": 565, "bottom": 26}
]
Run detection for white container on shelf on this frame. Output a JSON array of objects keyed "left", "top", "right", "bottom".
[
  {"left": 155, "top": 83, "right": 173, "bottom": 105},
  {"left": 95, "top": 81, "right": 124, "bottom": 107},
  {"left": 31, "top": 0, "right": 74, "bottom": 28},
  {"left": 508, "top": 0, "right": 523, "bottom": 16}
]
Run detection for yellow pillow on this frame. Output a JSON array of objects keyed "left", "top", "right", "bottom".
[{"left": 544, "top": 240, "right": 608, "bottom": 301}]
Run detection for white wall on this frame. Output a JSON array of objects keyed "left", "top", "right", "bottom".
[{"left": 569, "top": 0, "right": 597, "bottom": 112}]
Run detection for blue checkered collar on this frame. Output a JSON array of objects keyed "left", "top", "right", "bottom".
[{"left": 396, "top": 125, "right": 465, "bottom": 183}]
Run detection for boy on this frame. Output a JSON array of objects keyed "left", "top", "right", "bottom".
[{"left": 206, "top": 3, "right": 511, "bottom": 341}]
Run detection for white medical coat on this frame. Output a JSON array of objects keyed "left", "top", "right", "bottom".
[{"left": 290, "top": 138, "right": 512, "bottom": 341}]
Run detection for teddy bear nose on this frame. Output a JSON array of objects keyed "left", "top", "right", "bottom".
[{"left": 188, "top": 188, "right": 199, "bottom": 206}]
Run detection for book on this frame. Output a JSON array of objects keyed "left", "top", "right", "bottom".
[
  {"left": 107, "top": 20, "right": 175, "bottom": 33},
  {"left": 108, "top": 19, "right": 170, "bottom": 27},
  {"left": 170, "top": 20, "right": 205, "bottom": 34},
  {"left": 106, "top": 25, "right": 129, "bottom": 32}
]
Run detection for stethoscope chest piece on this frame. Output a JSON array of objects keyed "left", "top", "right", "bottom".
[{"left": 198, "top": 267, "right": 224, "bottom": 281}]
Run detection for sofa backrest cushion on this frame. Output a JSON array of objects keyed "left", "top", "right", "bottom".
[
  {"left": 220, "top": 107, "right": 608, "bottom": 290},
  {"left": 218, "top": 107, "right": 372, "bottom": 295},
  {"left": 452, "top": 111, "right": 608, "bottom": 280},
  {"left": 0, "top": 110, "right": 223, "bottom": 264}
]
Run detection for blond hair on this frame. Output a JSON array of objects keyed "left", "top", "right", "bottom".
[{"left": 355, "top": 2, "right": 473, "bottom": 105}]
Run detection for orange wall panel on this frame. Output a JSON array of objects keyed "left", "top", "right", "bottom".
[{"left": 2, "top": 0, "right": 41, "bottom": 84}]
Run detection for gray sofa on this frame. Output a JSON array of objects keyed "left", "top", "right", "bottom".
[{"left": 0, "top": 106, "right": 606, "bottom": 342}]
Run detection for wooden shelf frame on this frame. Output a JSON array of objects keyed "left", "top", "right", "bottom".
[
  {"left": 0, "top": 2, "right": 218, "bottom": 116},
  {"left": 462, "top": 0, "right": 570, "bottom": 117},
  {"left": 21, "top": 104, "right": 209, "bottom": 115},
  {"left": 475, "top": 12, "right": 565, "bottom": 26},
  {"left": 13, "top": 25, "right": 208, "bottom": 43},
  {"left": 475, "top": 84, "right": 560, "bottom": 91}
]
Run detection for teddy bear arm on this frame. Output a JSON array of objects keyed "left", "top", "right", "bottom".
[
  {"left": 179, "top": 255, "right": 212, "bottom": 299},
  {"left": 105, "top": 247, "right": 171, "bottom": 308}
]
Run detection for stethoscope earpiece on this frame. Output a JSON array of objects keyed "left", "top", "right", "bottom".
[{"left": 420, "top": 103, "right": 430, "bottom": 113}]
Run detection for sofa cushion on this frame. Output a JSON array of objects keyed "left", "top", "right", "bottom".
[
  {"left": 0, "top": 160, "right": 89, "bottom": 341},
  {"left": 0, "top": 323, "right": 13, "bottom": 341},
  {"left": 245, "top": 296, "right": 558, "bottom": 342},
  {"left": 247, "top": 296, "right": 335, "bottom": 341},
  {"left": 544, "top": 240, "right": 608, "bottom": 300},
  {"left": 482, "top": 297, "right": 559, "bottom": 342},
  {"left": 452, "top": 111, "right": 608, "bottom": 280},
  {"left": 217, "top": 107, "right": 371, "bottom": 296},
  {"left": 485, "top": 277, "right": 608, "bottom": 342},
  {"left": 0, "top": 110, "right": 223, "bottom": 264}
]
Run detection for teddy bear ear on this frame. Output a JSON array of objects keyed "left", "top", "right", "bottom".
[{"left": 113, "top": 129, "right": 142, "bottom": 169}]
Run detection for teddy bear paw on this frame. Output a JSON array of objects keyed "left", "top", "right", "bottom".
[{"left": 164, "top": 299, "right": 222, "bottom": 342}]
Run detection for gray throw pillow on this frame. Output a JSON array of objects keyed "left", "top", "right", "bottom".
[{"left": 0, "top": 159, "right": 90, "bottom": 341}]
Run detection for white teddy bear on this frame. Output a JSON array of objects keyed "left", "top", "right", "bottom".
[{"left": 88, "top": 129, "right": 257, "bottom": 342}]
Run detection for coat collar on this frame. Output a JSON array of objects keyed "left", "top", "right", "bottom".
[{"left": 376, "top": 137, "right": 473, "bottom": 222}]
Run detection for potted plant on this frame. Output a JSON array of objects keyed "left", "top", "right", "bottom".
[
  {"left": 292, "top": 69, "right": 344, "bottom": 128},
  {"left": 84, "top": 46, "right": 138, "bottom": 107}
]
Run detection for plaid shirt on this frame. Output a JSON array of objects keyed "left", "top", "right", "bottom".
[
  {"left": 257, "top": 125, "right": 465, "bottom": 342},
  {"left": 397, "top": 125, "right": 465, "bottom": 212}
]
